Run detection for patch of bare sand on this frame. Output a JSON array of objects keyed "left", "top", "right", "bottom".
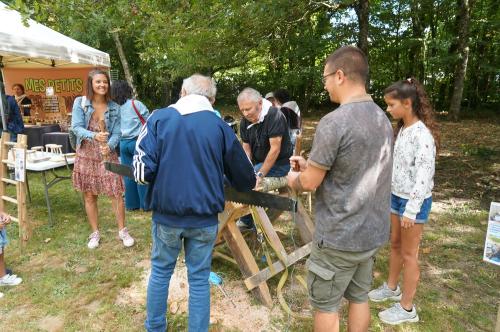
[
  {"left": 29, "top": 254, "right": 66, "bottom": 272},
  {"left": 115, "top": 259, "right": 283, "bottom": 331},
  {"left": 210, "top": 280, "right": 284, "bottom": 332},
  {"left": 432, "top": 199, "right": 473, "bottom": 214},
  {"left": 115, "top": 259, "right": 150, "bottom": 307},
  {"left": 83, "top": 299, "right": 101, "bottom": 313},
  {"left": 38, "top": 315, "right": 65, "bottom": 332}
]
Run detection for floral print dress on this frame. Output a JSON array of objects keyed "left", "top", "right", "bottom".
[{"left": 72, "top": 117, "right": 124, "bottom": 197}]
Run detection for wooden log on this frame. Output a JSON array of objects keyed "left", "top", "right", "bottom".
[
  {"left": 222, "top": 220, "right": 273, "bottom": 307},
  {"left": 259, "top": 176, "right": 287, "bottom": 192},
  {"left": 244, "top": 242, "right": 312, "bottom": 290}
]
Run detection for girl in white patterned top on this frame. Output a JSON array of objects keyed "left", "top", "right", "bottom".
[{"left": 369, "top": 77, "right": 440, "bottom": 325}]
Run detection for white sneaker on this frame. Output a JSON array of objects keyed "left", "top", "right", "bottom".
[
  {"left": 379, "top": 302, "right": 419, "bottom": 325},
  {"left": 0, "top": 274, "right": 22, "bottom": 286},
  {"left": 87, "top": 231, "right": 100, "bottom": 249},
  {"left": 119, "top": 228, "right": 135, "bottom": 247},
  {"left": 0, "top": 291, "right": 3, "bottom": 298},
  {"left": 368, "top": 282, "right": 402, "bottom": 302}
]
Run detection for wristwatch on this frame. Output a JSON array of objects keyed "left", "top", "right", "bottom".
[{"left": 257, "top": 171, "right": 264, "bottom": 178}]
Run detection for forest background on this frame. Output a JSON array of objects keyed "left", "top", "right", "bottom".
[
  {"left": 5, "top": 0, "right": 499, "bottom": 121},
  {"left": 0, "top": 1, "right": 498, "bottom": 331}
]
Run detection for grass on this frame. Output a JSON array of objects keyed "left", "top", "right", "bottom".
[{"left": 0, "top": 118, "right": 499, "bottom": 331}]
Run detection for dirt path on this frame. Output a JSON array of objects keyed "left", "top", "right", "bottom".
[{"left": 116, "top": 259, "right": 284, "bottom": 331}]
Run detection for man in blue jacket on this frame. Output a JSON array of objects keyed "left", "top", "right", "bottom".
[{"left": 134, "top": 74, "right": 256, "bottom": 332}]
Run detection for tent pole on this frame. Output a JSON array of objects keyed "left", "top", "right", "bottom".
[{"left": 0, "top": 80, "right": 8, "bottom": 131}]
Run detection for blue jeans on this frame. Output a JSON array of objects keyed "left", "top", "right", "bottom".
[
  {"left": 120, "top": 138, "right": 149, "bottom": 210},
  {"left": 239, "top": 162, "right": 290, "bottom": 228},
  {"left": 0, "top": 228, "right": 8, "bottom": 254},
  {"left": 145, "top": 222, "right": 218, "bottom": 332}
]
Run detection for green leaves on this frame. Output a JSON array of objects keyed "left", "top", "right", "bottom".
[{"left": 5, "top": 0, "right": 498, "bottom": 114}]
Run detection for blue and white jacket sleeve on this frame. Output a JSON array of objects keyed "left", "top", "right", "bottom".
[{"left": 133, "top": 117, "right": 157, "bottom": 184}]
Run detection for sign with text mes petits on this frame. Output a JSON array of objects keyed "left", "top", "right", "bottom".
[{"left": 2, "top": 67, "right": 93, "bottom": 113}]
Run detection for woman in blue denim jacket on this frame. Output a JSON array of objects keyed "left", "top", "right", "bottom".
[{"left": 71, "top": 69, "right": 135, "bottom": 249}]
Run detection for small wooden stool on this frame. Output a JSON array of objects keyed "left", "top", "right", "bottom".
[{"left": 45, "top": 144, "right": 63, "bottom": 154}]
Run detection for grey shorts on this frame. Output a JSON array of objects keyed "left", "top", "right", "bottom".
[{"left": 306, "top": 243, "right": 379, "bottom": 312}]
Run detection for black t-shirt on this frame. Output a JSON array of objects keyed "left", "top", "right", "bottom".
[{"left": 240, "top": 107, "right": 293, "bottom": 165}]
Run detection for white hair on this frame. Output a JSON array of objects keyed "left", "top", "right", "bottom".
[
  {"left": 237, "top": 87, "right": 262, "bottom": 104},
  {"left": 182, "top": 74, "right": 217, "bottom": 101}
]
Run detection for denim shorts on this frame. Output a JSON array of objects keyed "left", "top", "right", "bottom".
[
  {"left": 391, "top": 194, "right": 432, "bottom": 223},
  {"left": 0, "top": 227, "right": 8, "bottom": 254}
]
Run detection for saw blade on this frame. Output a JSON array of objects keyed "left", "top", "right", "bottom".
[
  {"left": 104, "top": 161, "right": 134, "bottom": 178},
  {"left": 224, "top": 187, "right": 296, "bottom": 212},
  {"left": 105, "top": 162, "right": 297, "bottom": 212}
]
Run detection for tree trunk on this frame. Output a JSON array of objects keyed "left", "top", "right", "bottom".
[
  {"left": 354, "top": 0, "right": 369, "bottom": 89},
  {"left": 449, "top": 0, "right": 471, "bottom": 121},
  {"left": 394, "top": 1, "right": 403, "bottom": 80},
  {"left": 111, "top": 30, "right": 137, "bottom": 97},
  {"left": 354, "top": 0, "right": 369, "bottom": 57},
  {"left": 409, "top": 0, "right": 425, "bottom": 80},
  {"left": 428, "top": 7, "right": 438, "bottom": 105}
]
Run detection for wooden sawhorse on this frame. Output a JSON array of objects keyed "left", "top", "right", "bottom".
[{"left": 215, "top": 195, "right": 314, "bottom": 307}]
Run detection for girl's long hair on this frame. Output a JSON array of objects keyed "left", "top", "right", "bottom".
[
  {"left": 384, "top": 77, "right": 440, "bottom": 151},
  {"left": 111, "top": 80, "right": 133, "bottom": 106}
]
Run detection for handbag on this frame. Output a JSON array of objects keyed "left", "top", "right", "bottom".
[{"left": 131, "top": 100, "right": 146, "bottom": 125}]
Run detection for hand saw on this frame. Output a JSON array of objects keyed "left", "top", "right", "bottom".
[{"left": 104, "top": 162, "right": 297, "bottom": 212}]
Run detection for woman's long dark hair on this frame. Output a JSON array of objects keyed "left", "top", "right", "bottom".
[
  {"left": 384, "top": 77, "right": 440, "bottom": 151},
  {"left": 111, "top": 80, "right": 133, "bottom": 106},
  {"left": 111, "top": 80, "right": 134, "bottom": 105}
]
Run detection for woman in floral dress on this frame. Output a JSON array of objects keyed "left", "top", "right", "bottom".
[{"left": 71, "top": 69, "right": 135, "bottom": 249}]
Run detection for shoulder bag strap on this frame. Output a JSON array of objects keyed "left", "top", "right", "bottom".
[{"left": 131, "top": 99, "right": 146, "bottom": 125}]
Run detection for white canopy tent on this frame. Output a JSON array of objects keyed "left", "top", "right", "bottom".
[
  {"left": 0, "top": 2, "right": 111, "bottom": 130},
  {"left": 0, "top": 2, "right": 110, "bottom": 69}
]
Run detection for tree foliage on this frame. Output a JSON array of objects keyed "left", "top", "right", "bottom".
[{"left": 6, "top": 0, "right": 499, "bottom": 119}]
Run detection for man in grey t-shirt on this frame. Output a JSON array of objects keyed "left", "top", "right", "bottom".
[{"left": 287, "top": 46, "right": 393, "bottom": 332}]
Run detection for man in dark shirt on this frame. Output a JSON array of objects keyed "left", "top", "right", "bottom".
[{"left": 237, "top": 87, "right": 292, "bottom": 229}]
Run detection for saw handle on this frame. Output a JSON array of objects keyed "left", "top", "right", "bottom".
[
  {"left": 292, "top": 133, "right": 302, "bottom": 172},
  {"left": 98, "top": 119, "right": 110, "bottom": 161}
]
